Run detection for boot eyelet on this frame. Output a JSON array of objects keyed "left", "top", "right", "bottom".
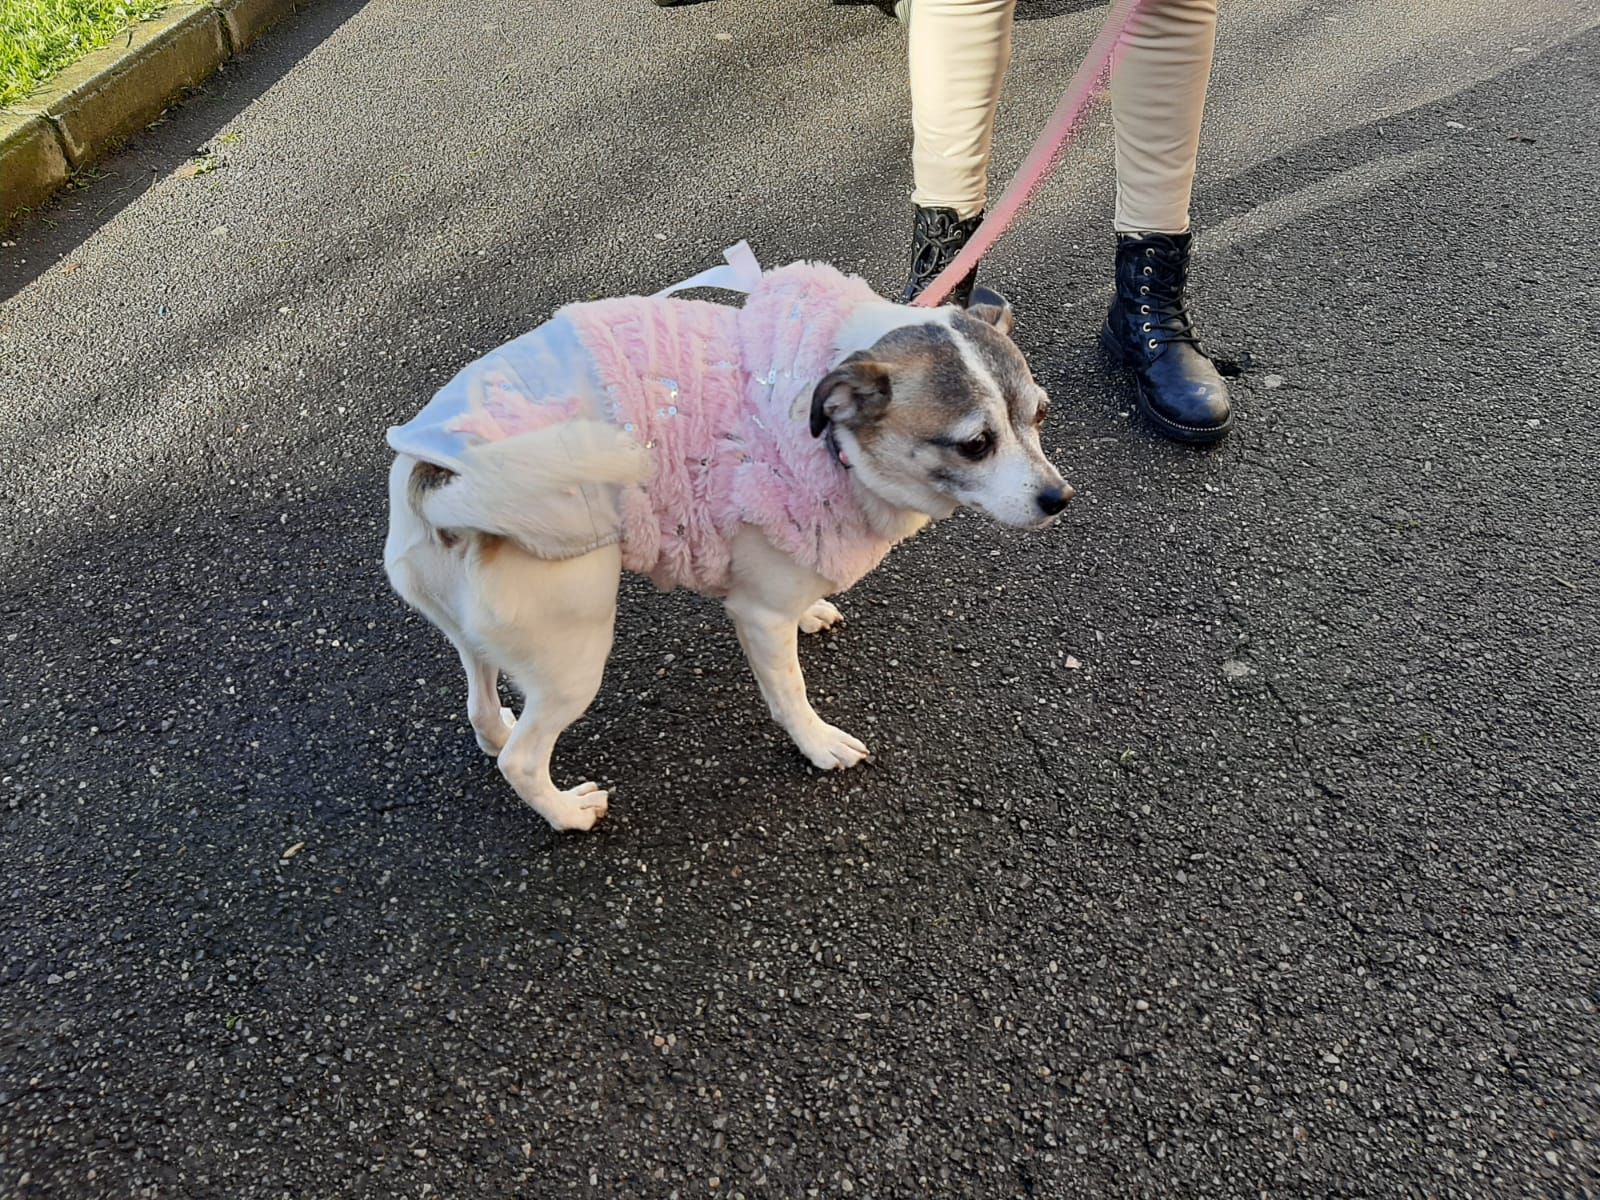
[
  {"left": 1141, "top": 322, "right": 1151, "bottom": 333},
  {"left": 1147, "top": 338, "right": 1158, "bottom": 349},
  {"left": 1139, "top": 286, "right": 1149, "bottom": 295},
  {"left": 1145, "top": 248, "right": 1155, "bottom": 257},
  {"left": 1142, "top": 266, "right": 1153, "bottom": 276},
  {"left": 1139, "top": 305, "right": 1150, "bottom": 315}
]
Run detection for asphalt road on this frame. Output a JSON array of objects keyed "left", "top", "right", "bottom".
[{"left": 3, "top": 1, "right": 1599, "bottom": 1196}]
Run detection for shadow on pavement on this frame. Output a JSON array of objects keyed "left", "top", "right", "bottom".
[{"left": 0, "top": 0, "right": 370, "bottom": 303}]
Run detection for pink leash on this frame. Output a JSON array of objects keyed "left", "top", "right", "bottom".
[{"left": 909, "top": 0, "right": 1148, "bottom": 308}]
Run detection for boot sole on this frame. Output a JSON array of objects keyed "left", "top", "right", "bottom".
[{"left": 1099, "top": 322, "right": 1233, "bottom": 446}]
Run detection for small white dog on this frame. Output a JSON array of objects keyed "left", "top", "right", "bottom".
[{"left": 384, "top": 253, "right": 1069, "bottom": 831}]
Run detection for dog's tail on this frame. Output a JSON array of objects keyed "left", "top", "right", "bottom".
[{"left": 414, "top": 420, "right": 650, "bottom": 543}]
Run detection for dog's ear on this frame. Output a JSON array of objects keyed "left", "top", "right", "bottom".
[
  {"left": 966, "top": 286, "right": 1014, "bottom": 337},
  {"left": 810, "top": 357, "right": 892, "bottom": 437}
]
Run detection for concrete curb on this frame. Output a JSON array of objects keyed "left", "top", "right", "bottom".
[
  {"left": 0, "top": 113, "right": 71, "bottom": 220},
  {"left": 0, "top": 0, "right": 310, "bottom": 230}
]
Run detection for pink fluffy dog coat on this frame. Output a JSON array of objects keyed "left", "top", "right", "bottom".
[{"left": 387, "top": 255, "right": 900, "bottom": 595}]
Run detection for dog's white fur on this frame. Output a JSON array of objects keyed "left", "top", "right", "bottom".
[
  {"left": 417, "top": 419, "right": 650, "bottom": 548},
  {"left": 385, "top": 298, "right": 1066, "bottom": 832}
]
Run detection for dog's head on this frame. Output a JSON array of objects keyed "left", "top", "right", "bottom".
[{"left": 810, "top": 299, "right": 1072, "bottom": 528}]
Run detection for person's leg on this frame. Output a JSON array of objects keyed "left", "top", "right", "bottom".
[
  {"left": 900, "top": 0, "right": 1015, "bottom": 303},
  {"left": 1101, "top": 0, "right": 1232, "bottom": 443},
  {"left": 1109, "top": 0, "right": 1216, "bottom": 236},
  {"left": 909, "top": 0, "right": 1013, "bottom": 220}
]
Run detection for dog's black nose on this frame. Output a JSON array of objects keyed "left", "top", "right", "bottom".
[{"left": 1036, "top": 484, "right": 1074, "bottom": 516}]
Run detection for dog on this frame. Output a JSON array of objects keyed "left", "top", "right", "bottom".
[{"left": 384, "top": 250, "right": 1071, "bottom": 831}]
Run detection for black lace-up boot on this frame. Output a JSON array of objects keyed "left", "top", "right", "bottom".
[
  {"left": 899, "top": 205, "right": 983, "bottom": 306},
  {"left": 1100, "top": 231, "right": 1232, "bottom": 444}
]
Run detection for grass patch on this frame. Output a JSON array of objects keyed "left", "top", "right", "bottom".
[{"left": 1, "top": 0, "right": 168, "bottom": 109}]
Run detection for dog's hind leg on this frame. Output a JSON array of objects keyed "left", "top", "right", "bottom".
[
  {"left": 455, "top": 641, "right": 516, "bottom": 755},
  {"left": 470, "top": 541, "right": 622, "bottom": 833},
  {"left": 414, "top": 615, "right": 515, "bottom": 755},
  {"left": 385, "top": 457, "right": 517, "bottom": 753},
  {"left": 389, "top": 553, "right": 516, "bottom": 754}
]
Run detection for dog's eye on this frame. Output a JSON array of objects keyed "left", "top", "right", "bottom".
[{"left": 956, "top": 430, "right": 995, "bottom": 461}]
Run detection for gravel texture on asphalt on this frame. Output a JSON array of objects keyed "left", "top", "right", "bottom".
[{"left": 2, "top": 2, "right": 1598, "bottom": 1196}]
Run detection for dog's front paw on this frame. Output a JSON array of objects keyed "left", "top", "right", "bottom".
[
  {"left": 533, "top": 781, "right": 610, "bottom": 833},
  {"left": 795, "top": 723, "right": 871, "bottom": 770},
  {"left": 799, "top": 599, "right": 844, "bottom": 635}
]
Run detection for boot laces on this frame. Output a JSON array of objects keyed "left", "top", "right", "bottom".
[{"left": 1132, "top": 247, "right": 1201, "bottom": 352}]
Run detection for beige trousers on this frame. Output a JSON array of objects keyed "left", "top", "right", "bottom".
[{"left": 908, "top": 0, "right": 1218, "bottom": 234}]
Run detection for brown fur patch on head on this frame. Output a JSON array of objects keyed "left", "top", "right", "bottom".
[
  {"left": 843, "top": 323, "right": 986, "bottom": 449},
  {"left": 949, "top": 310, "right": 1046, "bottom": 428}
]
